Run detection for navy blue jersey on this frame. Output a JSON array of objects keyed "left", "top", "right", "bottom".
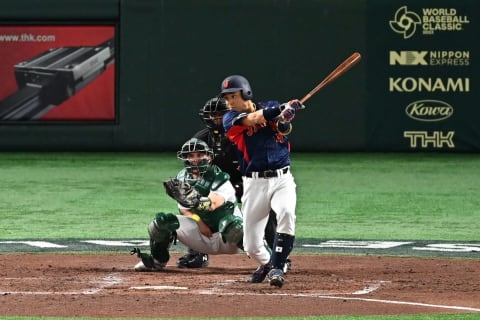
[{"left": 223, "top": 100, "right": 291, "bottom": 175}]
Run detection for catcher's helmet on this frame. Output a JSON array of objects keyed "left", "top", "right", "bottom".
[
  {"left": 220, "top": 75, "right": 253, "bottom": 100},
  {"left": 177, "top": 138, "right": 214, "bottom": 177},
  {"left": 199, "top": 97, "right": 228, "bottom": 133}
]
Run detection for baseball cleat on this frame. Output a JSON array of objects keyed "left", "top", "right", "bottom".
[
  {"left": 249, "top": 263, "right": 272, "bottom": 283},
  {"left": 268, "top": 268, "right": 285, "bottom": 288},
  {"left": 176, "top": 252, "right": 209, "bottom": 268},
  {"left": 131, "top": 247, "right": 167, "bottom": 271},
  {"left": 134, "top": 259, "right": 166, "bottom": 272}
]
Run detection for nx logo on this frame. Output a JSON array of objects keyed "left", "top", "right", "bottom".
[
  {"left": 404, "top": 131, "right": 455, "bottom": 148},
  {"left": 390, "top": 51, "right": 428, "bottom": 65},
  {"left": 389, "top": 6, "right": 421, "bottom": 39},
  {"left": 405, "top": 100, "right": 453, "bottom": 122}
]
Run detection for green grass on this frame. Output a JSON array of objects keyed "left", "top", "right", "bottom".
[
  {"left": 294, "top": 153, "right": 480, "bottom": 241},
  {"left": 0, "top": 152, "right": 479, "bottom": 240}
]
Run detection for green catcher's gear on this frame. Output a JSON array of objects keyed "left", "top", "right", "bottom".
[
  {"left": 176, "top": 164, "right": 230, "bottom": 196},
  {"left": 177, "top": 138, "right": 214, "bottom": 177},
  {"left": 218, "top": 214, "right": 243, "bottom": 248},
  {"left": 163, "top": 178, "right": 203, "bottom": 208},
  {"left": 145, "top": 212, "right": 180, "bottom": 264}
]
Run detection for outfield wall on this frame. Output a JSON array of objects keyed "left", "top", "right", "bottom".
[{"left": 0, "top": 0, "right": 477, "bottom": 152}]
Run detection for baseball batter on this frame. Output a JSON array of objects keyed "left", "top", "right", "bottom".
[
  {"left": 220, "top": 75, "right": 305, "bottom": 288},
  {"left": 132, "top": 138, "right": 243, "bottom": 271}
]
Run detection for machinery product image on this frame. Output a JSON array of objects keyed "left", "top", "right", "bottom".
[{"left": 0, "top": 37, "right": 114, "bottom": 120}]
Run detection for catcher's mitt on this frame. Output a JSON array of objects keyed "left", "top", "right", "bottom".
[{"left": 163, "top": 178, "right": 200, "bottom": 208}]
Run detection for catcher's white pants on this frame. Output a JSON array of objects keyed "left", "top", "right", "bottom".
[
  {"left": 175, "top": 215, "right": 240, "bottom": 255},
  {"left": 241, "top": 170, "right": 297, "bottom": 265}
]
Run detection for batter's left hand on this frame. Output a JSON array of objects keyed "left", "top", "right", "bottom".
[{"left": 280, "top": 106, "right": 296, "bottom": 122}]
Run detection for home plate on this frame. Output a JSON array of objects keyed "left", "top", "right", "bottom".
[{"left": 130, "top": 285, "right": 188, "bottom": 290}]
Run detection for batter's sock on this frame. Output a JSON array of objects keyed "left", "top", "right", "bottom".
[{"left": 270, "top": 232, "right": 294, "bottom": 271}]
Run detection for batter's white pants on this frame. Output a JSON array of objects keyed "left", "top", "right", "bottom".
[{"left": 241, "top": 171, "right": 297, "bottom": 265}]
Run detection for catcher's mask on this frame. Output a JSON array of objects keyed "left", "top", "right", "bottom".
[
  {"left": 199, "top": 97, "right": 228, "bottom": 133},
  {"left": 177, "top": 138, "right": 213, "bottom": 177},
  {"left": 220, "top": 75, "right": 253, "bottom": 100}
]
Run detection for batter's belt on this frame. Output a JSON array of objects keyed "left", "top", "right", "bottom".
[{"left": 245, "top": 166, "right": 289, "bottom": 179}]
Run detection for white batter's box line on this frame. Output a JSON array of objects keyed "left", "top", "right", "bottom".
[
  {"left": 197, "top": 291, "right": 480, "bottom": 312},
  {"left": 0, "top": 272, "right": 123, "bottom": 296},
  {"left": 352, "top": 280, "right": 391, "bottom": 295},
  {"left": 303, "top": 240, "right": 413, "bottom": 249}
]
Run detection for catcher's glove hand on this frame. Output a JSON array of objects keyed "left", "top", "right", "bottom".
[{"left": 163, "top": 178, "right": 200, "bottom": 208}]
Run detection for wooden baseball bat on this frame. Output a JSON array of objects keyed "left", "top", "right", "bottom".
[{"left": 300, "top": 52, "right": 362, "bottom": 104}]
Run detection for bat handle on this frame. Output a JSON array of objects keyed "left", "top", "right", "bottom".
[{"left": 300, "top": 95, "right": 310, "bottom": 104}]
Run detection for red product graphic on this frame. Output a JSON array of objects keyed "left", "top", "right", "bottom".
[{"left": 0, "top": 25, "right": 115, "bottom": 121}]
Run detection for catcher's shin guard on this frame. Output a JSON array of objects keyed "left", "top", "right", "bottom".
[
  {"left": 218, "top": 215, "right": 243, "bottom": 248},
  {"left": 145, "top": 212, "right": 180, "bottom": 266},
  {"left": 148, "top": 212, "right": 180, "bottom": 244}
]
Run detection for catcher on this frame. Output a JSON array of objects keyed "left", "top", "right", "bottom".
[{"left": 132, "top": 138, "right": 244, "bottom": 271}]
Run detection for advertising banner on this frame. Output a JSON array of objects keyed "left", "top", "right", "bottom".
[
  {"left": 366, "top": 0, "right": 479, "bottom": 151},
  {"left": 0, "top": 25, "right": 115, "bottom": 121}
]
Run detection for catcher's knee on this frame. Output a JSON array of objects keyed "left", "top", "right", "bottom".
[
  {"left": 148, "top": 212, "right": 180, "bottom": 245},
  {"left": 218, "top": 215, "right": 243, "bottom": 247}
]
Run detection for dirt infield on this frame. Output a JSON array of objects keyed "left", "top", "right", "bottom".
[{"left": 1, "top": 253, "right": 479, "bottom": 318}]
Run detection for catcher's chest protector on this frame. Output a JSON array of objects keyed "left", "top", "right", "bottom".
[{"left": 194, "top": 165, "right": 229, "bottom": 196}]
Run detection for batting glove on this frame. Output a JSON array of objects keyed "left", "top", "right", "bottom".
[
  {"left": 280, "top": 99, "right": 306, "bottom": 112},
  {"left": 290, "top": 99, "right": 306, "bottom": 110},
  {"left": 280, "top": 105, "right": 296, "bottom": 123}
]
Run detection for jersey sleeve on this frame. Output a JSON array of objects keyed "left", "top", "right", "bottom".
[{"left": 212, "top": 179, "right": 237, "bottom": 204}]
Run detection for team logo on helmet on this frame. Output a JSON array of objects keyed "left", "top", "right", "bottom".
[{"left": 223, "top": 79, "right": 230, "bottom": 88}]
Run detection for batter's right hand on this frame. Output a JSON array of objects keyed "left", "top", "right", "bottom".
[{"left": 288, "top": 99, "right": 306, "bottom": 110}]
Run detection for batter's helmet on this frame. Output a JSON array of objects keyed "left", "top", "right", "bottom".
[
  {"left": 199, "top": 97, "right": 228, "bottom": 133},
  {"left": 177, "top": 138, "right": 213, "bottom": 177},
  {"left": 220, "top": 75, "right": 253, "bottom": 100}
]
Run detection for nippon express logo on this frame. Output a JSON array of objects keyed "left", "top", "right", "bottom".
[
  {"left": 389, "top": 6, "right": 470, "bottom": 39},
  {"left": 389, "top": 51, "right": 470, "bottom": 66},
  {"left": 405, "top": 100, "right": 453, "bottom": 122}
]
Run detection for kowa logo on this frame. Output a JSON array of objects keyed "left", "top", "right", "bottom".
[
  {"left": 389, "top": 51, "right": 470, "bottom": 66},
  {"left": 405, "top": 100, "right": 453, "bottom": 122},
  {"left": 389, "top": 77, "right": 469, "bottom": 92}
]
